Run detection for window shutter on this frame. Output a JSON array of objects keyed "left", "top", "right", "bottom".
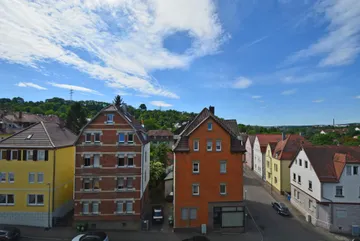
[
  {"left": 45, "top": 150, "right": 49, "bottom": 161},
  {"left": 18, "top": 150, "right": 22, "bottom": 161},
  {"left": 23, "top": 150, "right": 27, "bottom": 161},
  {"left": 6, "top": 150, "right": 11, "bottom": 160},
  {"left": 33, "top": 150, "right": 38, "bottom": 161}
]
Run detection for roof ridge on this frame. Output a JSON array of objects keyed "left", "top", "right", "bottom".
[
  {"left": 179, "top": 108, "right": 207, "bottom": 136},
  {"left": 41, "top": 121, "right": 55, "bottom": 147}
]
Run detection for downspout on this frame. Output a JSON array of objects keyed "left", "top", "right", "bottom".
[
  {"left": 173, "top": 151, "right": 176, "bottom": 229},
  {"left": 321, "top": 183, "right": 333, "bottom": 228},
  {"left": 140, "top": 144, "right": 143, "bottom": 209},
  {"left": 50, "top": 149, "right": 56, "bottom": 228}
]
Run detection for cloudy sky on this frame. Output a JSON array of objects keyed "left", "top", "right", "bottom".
[{"left": 0, "top": 0, "right": 359, "bottom": 125}]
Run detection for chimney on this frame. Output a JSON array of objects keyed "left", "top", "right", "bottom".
[
  {"left": 19, "top": 111, "right": 23, "bottom": 119},
  {"left": 282, "top": 132, "right": 286, "bottom": 140},
  {"left": 209, "top": 106, "right": 215, "bottom": 114}
]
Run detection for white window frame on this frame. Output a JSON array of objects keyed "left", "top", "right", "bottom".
[
  {"left": 92, "top": 202, "right": 99, "bottom": 214},
  {"left": 293, "top": 173, "right": 296, "bottom": 181},
  {"left": 308, "top": 180, "right": 312, "bottom": 191},
  {"left": 0, "top": 194, "right": 15, "bottom": 206},
  {"left": 85, "top": 133, "right": 92, "bottom": 143},
  {"left": 94, "top": 133, "right": 101, "bottom": 143},
  {"left": 8, "top": 172, "right": 14, "bottom": 183},
  {"left": 335, "top": 186, "right": 343, "bottom": 197},
  {"left": 216, "top": 140, "right": 222, "bottom": 152},
  {"left": 28, "top": 173, "right": 35, "bottom": 183},
  {"left": 298, "top": 175, "right": 301, "bottom": 184},
  {"left": 220, "top": 183, "right": 227, "bottom": 195},
  {"left": 354, "top": 166, "right": 358, "bottom": 175},
  {"left": 192, "top": 161, "right": 200, "bottom": 174},
  {"left": 192, "top": 184, "right": 199, "bottom": 196},
  {"left": 118, "top": 133, "right": 125, "bottom": 143},
  {"left": 93, "top": 154, "right": 100, "bottom": 167},
  {"left": 126, "top": 178, "right": 133, "bottom": 189},
  {"left": 84, "top": 155, "right": 91, "bottom": 167},
  {"left": 0, "top": 172, "right": 6, "bottom": 183},
  {"left": 308, "top": 200, "right": 313, "bottom": 210},
  {"left": 116, "top": 201, "right": 123, "bottom": 213},
  {"left": 107, "top": 114, "right": 114, "bottom": 123},
  {"left": 193, "top": 140, "right": 199, "bottom": 151},
  {"left": 346, "top": 165, "right": 352, "bottom": 176},
  {"left": 207, "top": 122, "right": 212, "bottom": 131},
  {"left": 27, "top": 150, "right": 34, "bottom": 160},
  {"left": 37, "top": 173, "right": 44, "bottom": 183},
  {"left": 127, "top": 133, "right": 134, "bottom": 144},
  {"left": 38, "top": 150, "right": 45, "bottom": 161},
  {"left": 127, "top": 156, "right": 134, "bottom": 167},
  {"left": 82, "top": 202, "right": 89, "bottom": 214},
  {"left": 126, "top": 201, "right": 133, "bottom": 213},
  {"left": 220, "top": 161, "right": 227, "bottom": 174},
  {"left": 27, "top": 194, "right": 44, "bottom": 206},
  {"left": 11, "top": 150, "right": 18, "bottom": 160},
  {"left": 189, "top": 208, "right": 197, "bottom": 220},
  {"left": 207, "top": 140, "right": 212, "bottom": 151},
  {"left": 181, "top": 208, "right": 189, "bottom": 220},
  {"left": 117, "top": 178, "right": 125, "bottom": 190}
]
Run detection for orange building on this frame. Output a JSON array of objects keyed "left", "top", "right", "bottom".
[{"left": 173, "top": 106, "right": 246, "bottom": 231}]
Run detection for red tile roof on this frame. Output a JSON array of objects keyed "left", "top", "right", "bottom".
[
  {"left": 273, "top": 134, "right": 309, "bottom": 160},
  {"left": 148, "top": 130, "right": 173, "bottom": 137},
  {"left": 257, "top": 134, "right": 283, "bottom": 153}
]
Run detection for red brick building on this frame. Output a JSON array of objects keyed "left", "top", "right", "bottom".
[
  {"left": 173, "top": 106, "right": 246, "bottom": 231},
  {"left": 74, "top": 105, "right": 150, "bottom": 230}
]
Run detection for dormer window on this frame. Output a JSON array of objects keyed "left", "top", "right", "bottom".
[
  {"left": 207, "top": 122, "right": 212, "bottom": 131},
  {"left": 107, "top": 114, "right": 114, "bottom": 123}
]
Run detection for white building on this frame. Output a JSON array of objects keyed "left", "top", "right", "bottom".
[
  {"left": 245, "top": 136, "right": 256, "bottom": 170},
  {"left": 290, "top": 145, "right": 360, "bottom": 235}
]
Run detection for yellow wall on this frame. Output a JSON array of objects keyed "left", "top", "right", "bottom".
[
  {"left": 0, "top": 149, "right": 55, "bottom": 212},
  {"left": 280, "top": 160, "right": 291, "bottom": 193},
  {"left": 265, "top": 145, "right": 273, "bottom": 184},
  {"left": 53, "top": 146, "right": 75, "bottom": 210}
]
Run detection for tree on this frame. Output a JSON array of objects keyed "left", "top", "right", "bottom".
[
  {"left": 139, "top": 103, "right": 147, "bottom": 111},
  {"left": 143, "top": 118, "right": 161, "bottom": 130},
  {"left": 310, "top": 134, "right": 334, "bottom": 145},
  {"left": 149, "top": 161, "right": 165, "bottom": 188},
  {"left": 113, "top": 95, "right": 123, "bottom": 107},
  {"left": 65, "top": 102, "right": 87, "bottom": 134},
  {"left": 150, "top": 143, "right": 171, "bottom": 166}
]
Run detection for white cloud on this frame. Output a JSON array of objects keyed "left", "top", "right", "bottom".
[
  {"left": 15, "top": 82, "right": 47, "bottom": 90},
  {"left": 251, "top": 95, "right": 262, "bottom": 99},
  {"left": 281, "top": 89, "right": 297, "bottom": 95},
  {"left": 312, "top": 99, "right": 324, "bottom": 103},
  {"left": 286, "top": 0, "right": 360, "bottom": 67},
  {"left": 258, "top": 100, "right": 265, "bottom": 103},
  {"left": 0, "top": 0, "right": 225, "bottom": 99},
  {"left": 150, "top": 100, "right": 172, "bottom": 107},
  {"left": 355, "top": 95, "right": 360, "bottom": 99},
  {"left": 232, "top": 77, "right": 252, "bottom": 89},
  {"left": 136, "top": 94, "right": 150, "bottom": 98},
  {"left": 48, "top": 82, "right": 102, "bottom": 96}
]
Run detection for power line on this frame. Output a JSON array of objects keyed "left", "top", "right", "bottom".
[{"left": 70, "top": 89, "right": 74, "bottom": 101}]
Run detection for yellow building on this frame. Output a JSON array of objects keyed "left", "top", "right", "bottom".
[
  {"left": 0, "top": 121, "right": 76, "bottom": 227},
  {"left": 265, "top": 135, "right": 307, "bottom": 194}
]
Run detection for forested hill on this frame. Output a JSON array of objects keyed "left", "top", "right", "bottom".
[{"left": 0, "top": 97, "right": 196, "bottom": 131}]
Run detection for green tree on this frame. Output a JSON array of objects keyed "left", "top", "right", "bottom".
[
  {"left": 310, "top": 134, "right": 334, "bottom": 145},
  {"left": 139, "top": 103, "right": 147, "bottom": 111},
  {"left": 144, "top": 118, "right": 160, "bottom": 130},
  {"left": 65, "top": 102, "right": 87, "bottom": 134},
  {"left": 150, "top": 142, "right": 171, "bottom": 166},
  {"left": 113, "top": 95, "right": 123, "bottom": 107},
  {"left": 149, "top": 161, "right": 165, "bottom": 188}
]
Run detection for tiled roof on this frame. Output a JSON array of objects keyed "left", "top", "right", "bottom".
[
  {"left": 173, "top": 108, "right": 245, "bottom": 153},
  {"left": 2, "top": 112, "right": 45, "bottom": 123},
  {"left": 257, "top": 134, "right": 283, "bottom": 153},
  {"left": 273, "top": 134, "right": 309, "bottom": 160},
  {"left": 248, "top": 135, "right": 256, "bottom": 147},
  {"left": 0, "top": 122, "right": 76, "bottom": 148},
  {"left": 148, "top": 130, "right": 173, "bottom": 137}
]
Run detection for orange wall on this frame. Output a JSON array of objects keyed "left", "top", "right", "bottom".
[{"left": 174, "top": 117, "right": 243, "bottom": 228}]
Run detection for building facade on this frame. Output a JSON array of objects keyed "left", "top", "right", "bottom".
[
  {"left": 148, "top": 129, "right": 174, "bottom": 148},
  {"left": 245, "top": 136, "right": 255, "bottom": 170},
  {"left": 290, "top": 145, "right": 360, "bottom": 234},
  {"left": 74, "top": 105, "right": 150, "bottom": 230},
  {"left": 0, "top": 122, "right": 76, "bottom": 227},
  {"left": 173, "top": 106, "right": 246, "bottom": 231}
]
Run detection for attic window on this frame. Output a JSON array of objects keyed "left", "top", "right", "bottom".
[{"left": 25, "top": 134, "right": 33, "bottom": 140}]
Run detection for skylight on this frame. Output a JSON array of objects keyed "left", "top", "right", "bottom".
[{"left": 25, "top": 134, "right": 33, "bottom": 140}]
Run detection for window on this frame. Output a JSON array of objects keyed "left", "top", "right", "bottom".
[
  {"left": 335, "top": 186, "right": 343, "bottom": 197},
  {"left": 27, "top": 194, "right": 44, "bottom": 205},
  {"left": 92, "top": 178, "right": 100, "bottom": 190},
  {"left": 220, "top": 161, "right": 227, "bottom": 173},
  {"left": 127, "top": 157, "right": 134, "bottom": 166},
  {"left": 93, "top": 154, "right": 100, "bottom": 167},
  {"left": 117, "top": 178, "right": 125, "bottom": 189},
  {"left": 309, "top": 200, "right": 313, "bottom": 210},
  {"left": 274, "top": 177, "right": 278, "bottom": 184},
  {"left": 181, "top": 208, "right": 189, "bottom": 220},
  {"left": 0, "top": 173, "right": 6, "bottom": 183},
  {"left": 92, "top": 202, "right": 99, "bottom": 214},
  {"left": 293, "top": 173, "right": 296, "bottom": 181},
  {"left": 118, "top": 156, "right": 125, "bottom": 166},
  {"left": 274, "top": 164, "right": 278, "bottom": 172},
  {"left": 85, "top": 133, "right": 91, "bottom": 142},
  {"left": 119, "top": 133, "right": 125, "bottom": 143},
  {"left": 107, "top": 114, "right": 114, "bottom": 123},
  {"left": 94, "top": 133, "right": 100, "bottom": 142},
  {"left": 308, "top": 180, "right": 312, "bottom": 191},
  {"left": 84, "top": 155, "right": 91, "bottom": 167},
  {"left": 298, "top": 175, "right": 301, "bottom": 184},
  {"left": 27, "top": 150, "right": 33, "bottom": 160},
  {"left": 189, "top": 208, "right": 197, "bottom": 220},
  {"left": 193, "top": 140, "right": 199, "bottom": 151},
  {"left": 126, "top": 178, "right": 133, "bottom": 188},
  {"left": 305, "top": 161, "right": 308, "bottom": 168},
  {"left": 126, "top": 201, "right": 133, "bottom": 213},
  {"left": 207, "top": 122, "right": 212, "bottom": 131},
  {"left": 297, "top": 190, "right": 300, "bottom": 199},
  {"left": 11, "top": 150, "right": 18, "bottom": 160},
  {"left": 128, "top": 133, "right": 134, "bottom": 144},
  {"left": 192, "top": 184, "right": 199, "bottom": 195},
  {"left": 82, "top": 202, "right": 89, "bottom": 214},
  {"left": 294, "top": 189, "right": 297, "bottom": 197},
  {"left": 37, "top": 173, "right": 44, "bottom": 183},
  {"left": 116, "top": 202, "right": 123, "bottom": 213},
  {"left": 192, "top": 161, "right": 199, "bottom": 173},
  {"left": 28, "top": 173, "right": 35, "bottom": 183},
  {"left": 267, "top": 172, "right": 271, "bottom": 178},
  {"left": 38, "top": 150, "right": 45, "bottom": 161},
  {"left": 216, "top": 140, "right": 221, "bottom": 151},
  {"left": 207, "top": 140, "right": 212, "bottom": 151},
  {"left": 354, "top": 166, "right": 358, "bottom": 175},
  {"left": 0, "top": 194, "right": 14, "bottom": 205},
  {"left": 299, "top": 159, "right": 302, "bottom": 166},
  {"left": 220, "top": 183, "right": 227, "bottom": 195},
  {"left": 83, "top": 179, "right": 91, "bottom": 190},
  {"left": 8, "top": 173, "right": 14, "bottom": 183},
  {"left": 346, "top": 166, "right": 352, "bottom": 175}
]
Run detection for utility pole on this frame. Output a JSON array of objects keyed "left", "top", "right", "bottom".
[{"left": 70, "top": 89, "right": 74, "bottom": 101}]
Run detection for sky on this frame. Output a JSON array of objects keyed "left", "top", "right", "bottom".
[{"left": 0, "top": 0, "right": 359, "bottom": 126}]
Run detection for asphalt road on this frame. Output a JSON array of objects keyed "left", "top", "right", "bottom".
[{"left": 243, "top": 169, "right": 334, "bottom": 241}]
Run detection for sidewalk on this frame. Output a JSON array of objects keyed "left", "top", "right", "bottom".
[
  {"left": 243, "top": 166, "right": 352, "bottom": 241},
  {"left": 19, "top": 226, "right": 76, "bottom": 240}
]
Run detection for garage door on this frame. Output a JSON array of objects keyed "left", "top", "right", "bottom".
[{"left": 221, "top": 212, "right": 244, "bottom": 227}]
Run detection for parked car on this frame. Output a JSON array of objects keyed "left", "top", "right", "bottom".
[
  {"left": 72, "top": 231, "right": 109, "bottom": 241},
  {"left": 271, "top": 201, "right": 290, "bottom": 216},
  {"left": 152, "top": 205, "right": 164, "bottom": 223},
  {"left": 0, "top": 226, "right": 21, "bottom": 241}
]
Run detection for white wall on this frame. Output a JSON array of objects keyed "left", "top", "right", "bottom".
[
  {"left": 253, "top": 137, "right": 263, "bottom": 178},
  {"left": 290, "top": 149, "right": 322, "bottom": 201},
  {"left": 141, "top": 142, "right": 150, "bottom": 198},
  {"left": 245, "top": 138, "right": 253, "bottom": 169},
  {"left": 322, "top": 163, "right": 360, "bottom": 202}
]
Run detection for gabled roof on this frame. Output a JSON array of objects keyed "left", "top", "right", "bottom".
[
  {"left": 0, "top": 122, "right": 76, "bottom": 148},
  {"left": 1, "top": 112, "right": 45, "bottom": 123},
  {"left": 173, "top": 108, "right": 245, "bottom": 152},
  {"left": 273, "top": 134, "right": 309, "bottom": 160},
  {"left": 148, "top": 130, "right": 173, "bottom": 137},
  {"left": 290, "top": 145, "right": 360, "bottom": 183},
  {"left": 77, "top": 104, "right": 148, "bottom": 145},
  {"left": 256, "top": 134, "right": 283, "bottom": 153},
  {"left": 247, "top": 135, "right": 256, "bottom": 147}
]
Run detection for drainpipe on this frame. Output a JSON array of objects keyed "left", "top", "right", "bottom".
[
  {"left": 321, "top": 184, "right": 333, "bottom": 228},
  {"left": 173, "top": 152, "right": 176, "bottom": 229},
  {"left": 51, "top": 149, "right": 56, "bottom": 228}
]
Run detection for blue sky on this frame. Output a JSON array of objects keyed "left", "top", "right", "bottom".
[{"left": 0, "top": 0, "right": 359, "bottom": 126}]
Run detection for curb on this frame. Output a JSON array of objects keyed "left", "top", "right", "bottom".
[{"left": 22, "top": 236, "right": 71, "bottom": 240}]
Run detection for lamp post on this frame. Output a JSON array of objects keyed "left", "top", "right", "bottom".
[{"left": 46, "top": 183, "right": 51, "bottom": 230}]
